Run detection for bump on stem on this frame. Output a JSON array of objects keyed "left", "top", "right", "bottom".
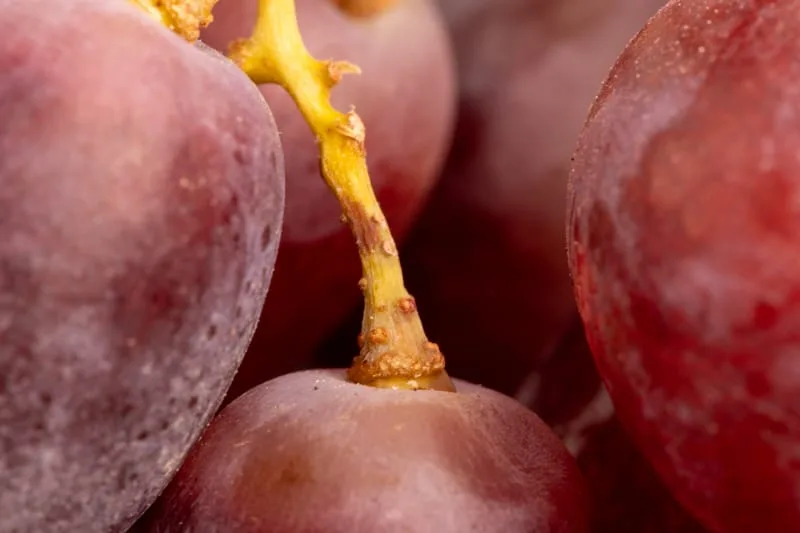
[
  {"left": 229, "top": 0, "right": 455, "bottom": 392},
  {"left": 129, "top": 0, "right": 217, "bottom": 42}
]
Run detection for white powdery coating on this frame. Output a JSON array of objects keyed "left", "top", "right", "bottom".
[{"left": 0, "top": 0, "right": 284, "bottom": 531}]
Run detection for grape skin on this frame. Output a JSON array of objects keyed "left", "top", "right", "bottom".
[
  {"left": 135, "top": 370, "right": 589, "bottom": 533},
  {"left": 568, "top": 1, "right": 800, "bottom": 531},
  {"left": 0, "top": 1, "right": 285, "bottom": 531}
]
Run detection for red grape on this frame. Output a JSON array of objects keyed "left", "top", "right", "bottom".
[
  {"left": 519, "top": 320, "right": 709, "bottom": 533},
  {"left": 0, "top": 1, "right": 284, "bottom": 530},
  {"left": 135, "top": 370, "right": 590, "bottom": 533},
  {"left": 568, "top": 1, "right": 800, "bottom": 531}
]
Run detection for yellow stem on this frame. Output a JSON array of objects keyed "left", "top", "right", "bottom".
[
  {"left": 228, "top": 0, "right": 454, "bottom": 392},
  {"left": 130, "top": 0, "right": 454, "bottom": 392}
]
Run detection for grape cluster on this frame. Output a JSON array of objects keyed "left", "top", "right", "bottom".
[{"left": 1, "top": 1, "right": 796, "bottom": 532}]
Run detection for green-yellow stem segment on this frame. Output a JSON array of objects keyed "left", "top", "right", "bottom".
[{"left": 134, "top": 0, "right": 455, "bottom": 392}]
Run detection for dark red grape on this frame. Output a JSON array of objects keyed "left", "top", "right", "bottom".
[
  {"left": 0, "top": 1, "right": 284, "bottom": 530},
  {"left": 135, "top": 369, "right": 590, "bottom": 533},
  {"left": 400, "top": 0, "right": 668, "bottom": 395},
  {"left": 568, "top": 1, "right": 800, "bottom": 531},
  {"left": 519, "top": 320, "right": 709, "bottom": 533}
]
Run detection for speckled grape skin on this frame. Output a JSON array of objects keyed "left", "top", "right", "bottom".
[
  {"left": 0, "top": 1, "right": 284, "bottom": 531},
  {"left": 399, "top": 0, "right": 667, "bottom": 396},
  {"left": 567, "top": 1, "right": 800, "bottom": 532},
  {"left": 135, "top": 369, "right": 589, "bottom": 533},
  {"left": 200, "top": 0, "right": 457, "bottom": 399}
]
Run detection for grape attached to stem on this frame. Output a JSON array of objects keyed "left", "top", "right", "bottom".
[{"left": 227, "top": 0, "right": 455, "bottom": 392}]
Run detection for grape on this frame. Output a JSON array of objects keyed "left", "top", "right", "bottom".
[
  {"left": 200, "top": 0, "right": 456, "bottom": 401},
  {"left": 574, "top": 419, "right": 711, "bottom": 533},
  {"left": 0, "top": 1, "right": 284, "bottom": 531},
  {"left": 133, "top": 369, "right": 590, "bottom": 533},
  {"left": 397, "top": 0, "right": 667, "bottom": 395},
  {"left": 519, "top": 320, "right": 709, "bottom": 533},
  {"left": 567, "top": 1, "right": 800, "bottom": 531}
]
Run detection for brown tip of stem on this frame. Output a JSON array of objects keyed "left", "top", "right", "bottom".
[
  {"left": 325, "top": 60, "right": 362, "bottom": 86},
  {"left": 347, "top": 341, "right": 456, "bottom": 392},
  {"left": 349, "top": 367, "right": 456, "bottom": 392},
  {"left": 357, "top": 371, "right": 457, "bottom": 392},
  {"left": 331, "top": 0, "right": 399, "bottom": 18}
]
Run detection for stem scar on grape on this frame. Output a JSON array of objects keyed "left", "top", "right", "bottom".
[{"left": 133, "top": 0, "right": 455, "bottom": 393}]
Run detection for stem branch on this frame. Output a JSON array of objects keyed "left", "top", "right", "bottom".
[{"left": 230, "top": 0, "right": 454, "bottom": 392}]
